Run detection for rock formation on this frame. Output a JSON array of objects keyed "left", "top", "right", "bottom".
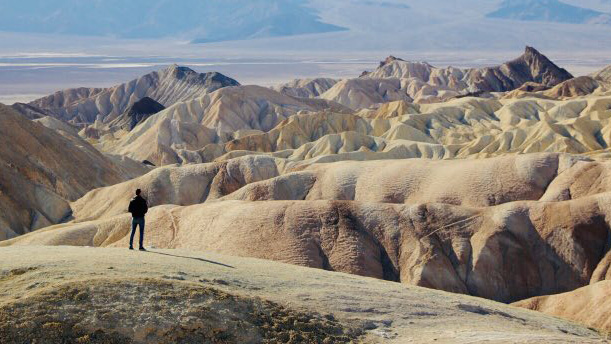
[
  {"left": 592, "top": 64, "right": 611, "bottom": 82},
  {"left": 107, "top": 97, "right": 166, "bottom": 131},
  {"left": 5, "top": 152, "right": 611, "bottom": 306},
  {"left": 504, "top": 76, "right": 605, "bottom": 99},
  {"left": 10, "top": 102, "right": 53, "bottom": 120},
  {"left": 25, "top": 65, "right": 239, "bottom": 124},
  {"left": 0, "top": 104, "right": 149, "bottom": 240},
  {"left": 330, "top": 47, "right": 573, "bottom": 104},
  {"left": 101, "top": 85, "right": 351, "bottom": 165},
  {"left": 102, "top": 94, "right": 611, "bottom": 166},
  {"left": 320, "top": 78, "right": 412, "bottom": 110}
]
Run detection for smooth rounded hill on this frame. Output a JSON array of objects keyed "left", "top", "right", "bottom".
[
  {"left": 514, "top": 281, "right": 611, "bottom": 333},
  {"left": 5, "top": 153, "right": 611, "bottom": 309},
  {"left": 0, "top": 246, "right": 605, "bottom": 343}
]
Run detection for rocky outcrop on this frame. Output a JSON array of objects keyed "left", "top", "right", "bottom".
[
  {"left": 27, "top": 65, "right": 239, "bottom": 124},
  {"left": 592, "top": 64, "right": 611, "bottom": 82},
  {"left": 10, "top": 102, "right": 54, "bottom": 120},
  {"left": 505, "top": 76, "right": 603, "bottom": 99},
  {"left": 107, "top": 97, "right": 166, "bottom": 131},
  {"left": 0, "top": 104, "right": 148, "bottom": 240}
]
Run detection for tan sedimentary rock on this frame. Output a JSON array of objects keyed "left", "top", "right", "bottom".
[
  {"left": 6, "top": 184, "right": 610, "bottom": 304},
  {"left": 514, "top": 281, "right": 611, "bottom": 333},
  {"left": 0, "top": 105, "right": 148, "bottom": 240},
  {"left": 25, "top": 65, "right": 239, "bottom": 124}
]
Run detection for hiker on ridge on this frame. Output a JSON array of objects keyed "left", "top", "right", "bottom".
[{"left": 128, "top": 188, "right": 148, "bottom": 251}]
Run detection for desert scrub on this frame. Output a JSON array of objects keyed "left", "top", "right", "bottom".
[{"left": 0, "top": 278, "right": 362, "bottom": 344}]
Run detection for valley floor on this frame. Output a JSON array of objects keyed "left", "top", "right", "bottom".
[{"left": 0, "top": 246, "right": 607, "bottom": 343}]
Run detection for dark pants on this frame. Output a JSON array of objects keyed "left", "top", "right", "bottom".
[{"left": 130, "top": 217, "right": 145, "bottom": 248}]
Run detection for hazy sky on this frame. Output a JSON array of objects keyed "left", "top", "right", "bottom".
[{"left": 1, "top": 0, "right": 611, "bottom": 104}]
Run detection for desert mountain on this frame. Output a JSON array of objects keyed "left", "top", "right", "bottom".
[
  {"left": 319, "top": 78, "right": 412, "bottom": 110},
  {"left": 329, "top": 47, "right": 574, "bottom": 105},
  {"left": 23, "top": 65, "right": 239, "bottom": 124},
  {"left": 0, "top": 0, "right": 346, "bottom": 43},
  {"left": 278, "top": 47, "right": 574, "bottom": 107},
  {"left": 0, "top": 104, "right": 149, "bottom": 240},
  {"left": 487, "top": 0, "right": 611, "bottom": 25}
]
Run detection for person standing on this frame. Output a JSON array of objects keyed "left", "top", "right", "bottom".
[{"left": 128, "top": 189, "right": 148, "bottom": 251}]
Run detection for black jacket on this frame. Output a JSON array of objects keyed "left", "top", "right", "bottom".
[{"left": 128, "top": 195, "right": 148, "bottom": 218}]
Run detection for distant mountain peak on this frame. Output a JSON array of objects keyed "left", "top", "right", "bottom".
[
  {"left": 379, "top": 56, "right": 405, "bottom": 68},
  {"left": 163, "top": 64, "right": 197, "bottom": 78},
  {"left": 506, "top": 46, "right": 573, "bottom": 86},
  {"left": 27, "top": 66, "right": 240, "bottom": 124},
  {"left": 524, "top": 46, "right": 542, "bottom": 57},
  {"left": 160, "top": 65, "right": 240, "bottom": 86}
]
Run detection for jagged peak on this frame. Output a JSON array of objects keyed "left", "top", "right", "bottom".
[
  {"left": 162, "top": 64, "right": 197, "bottom": 78},
  {"left": 379, "top": 55, "right": 405, "bottom": 67},
  {"left": 505, "top": 46, "right": 574, "bottom": 85},
  {"left": 516, "top": 46, "right": 562, "bottom": 70},
  {"left": 524, "top": 46, "right": 543, "bottom": 58}
]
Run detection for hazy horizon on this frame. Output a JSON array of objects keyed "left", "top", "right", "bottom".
[{"left": 2, "top": 0, "right": 611, "bottom": 103}]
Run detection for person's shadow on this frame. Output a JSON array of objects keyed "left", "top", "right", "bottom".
[{"left": 144, "top": 250, "right": 235, "bottom": 269}]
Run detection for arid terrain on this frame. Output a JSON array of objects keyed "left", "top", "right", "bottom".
[
  {"left": 2, "top": 46, "right": 611, "bottom": 342},
  {"left": 0, "top": 246, "right": 607, "bottom": 343}
]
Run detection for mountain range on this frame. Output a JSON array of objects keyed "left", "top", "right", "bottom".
[
  {"left": 1, "top": 0, "right": 611, "bottom": 49},
  {"left": 0, "top": 0, "right": 346, "bottom": 42},
  {"left": 488, "top": 0, "right": 611, "bottom": 24}
]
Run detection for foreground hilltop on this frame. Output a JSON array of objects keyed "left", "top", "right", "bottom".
[{"left": 0, "top": 246, "right": 605, "bottom": 343}]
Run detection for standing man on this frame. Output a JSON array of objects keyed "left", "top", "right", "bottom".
[{"left": 128, "top": 189, "right": 148, "bottom": 251}]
